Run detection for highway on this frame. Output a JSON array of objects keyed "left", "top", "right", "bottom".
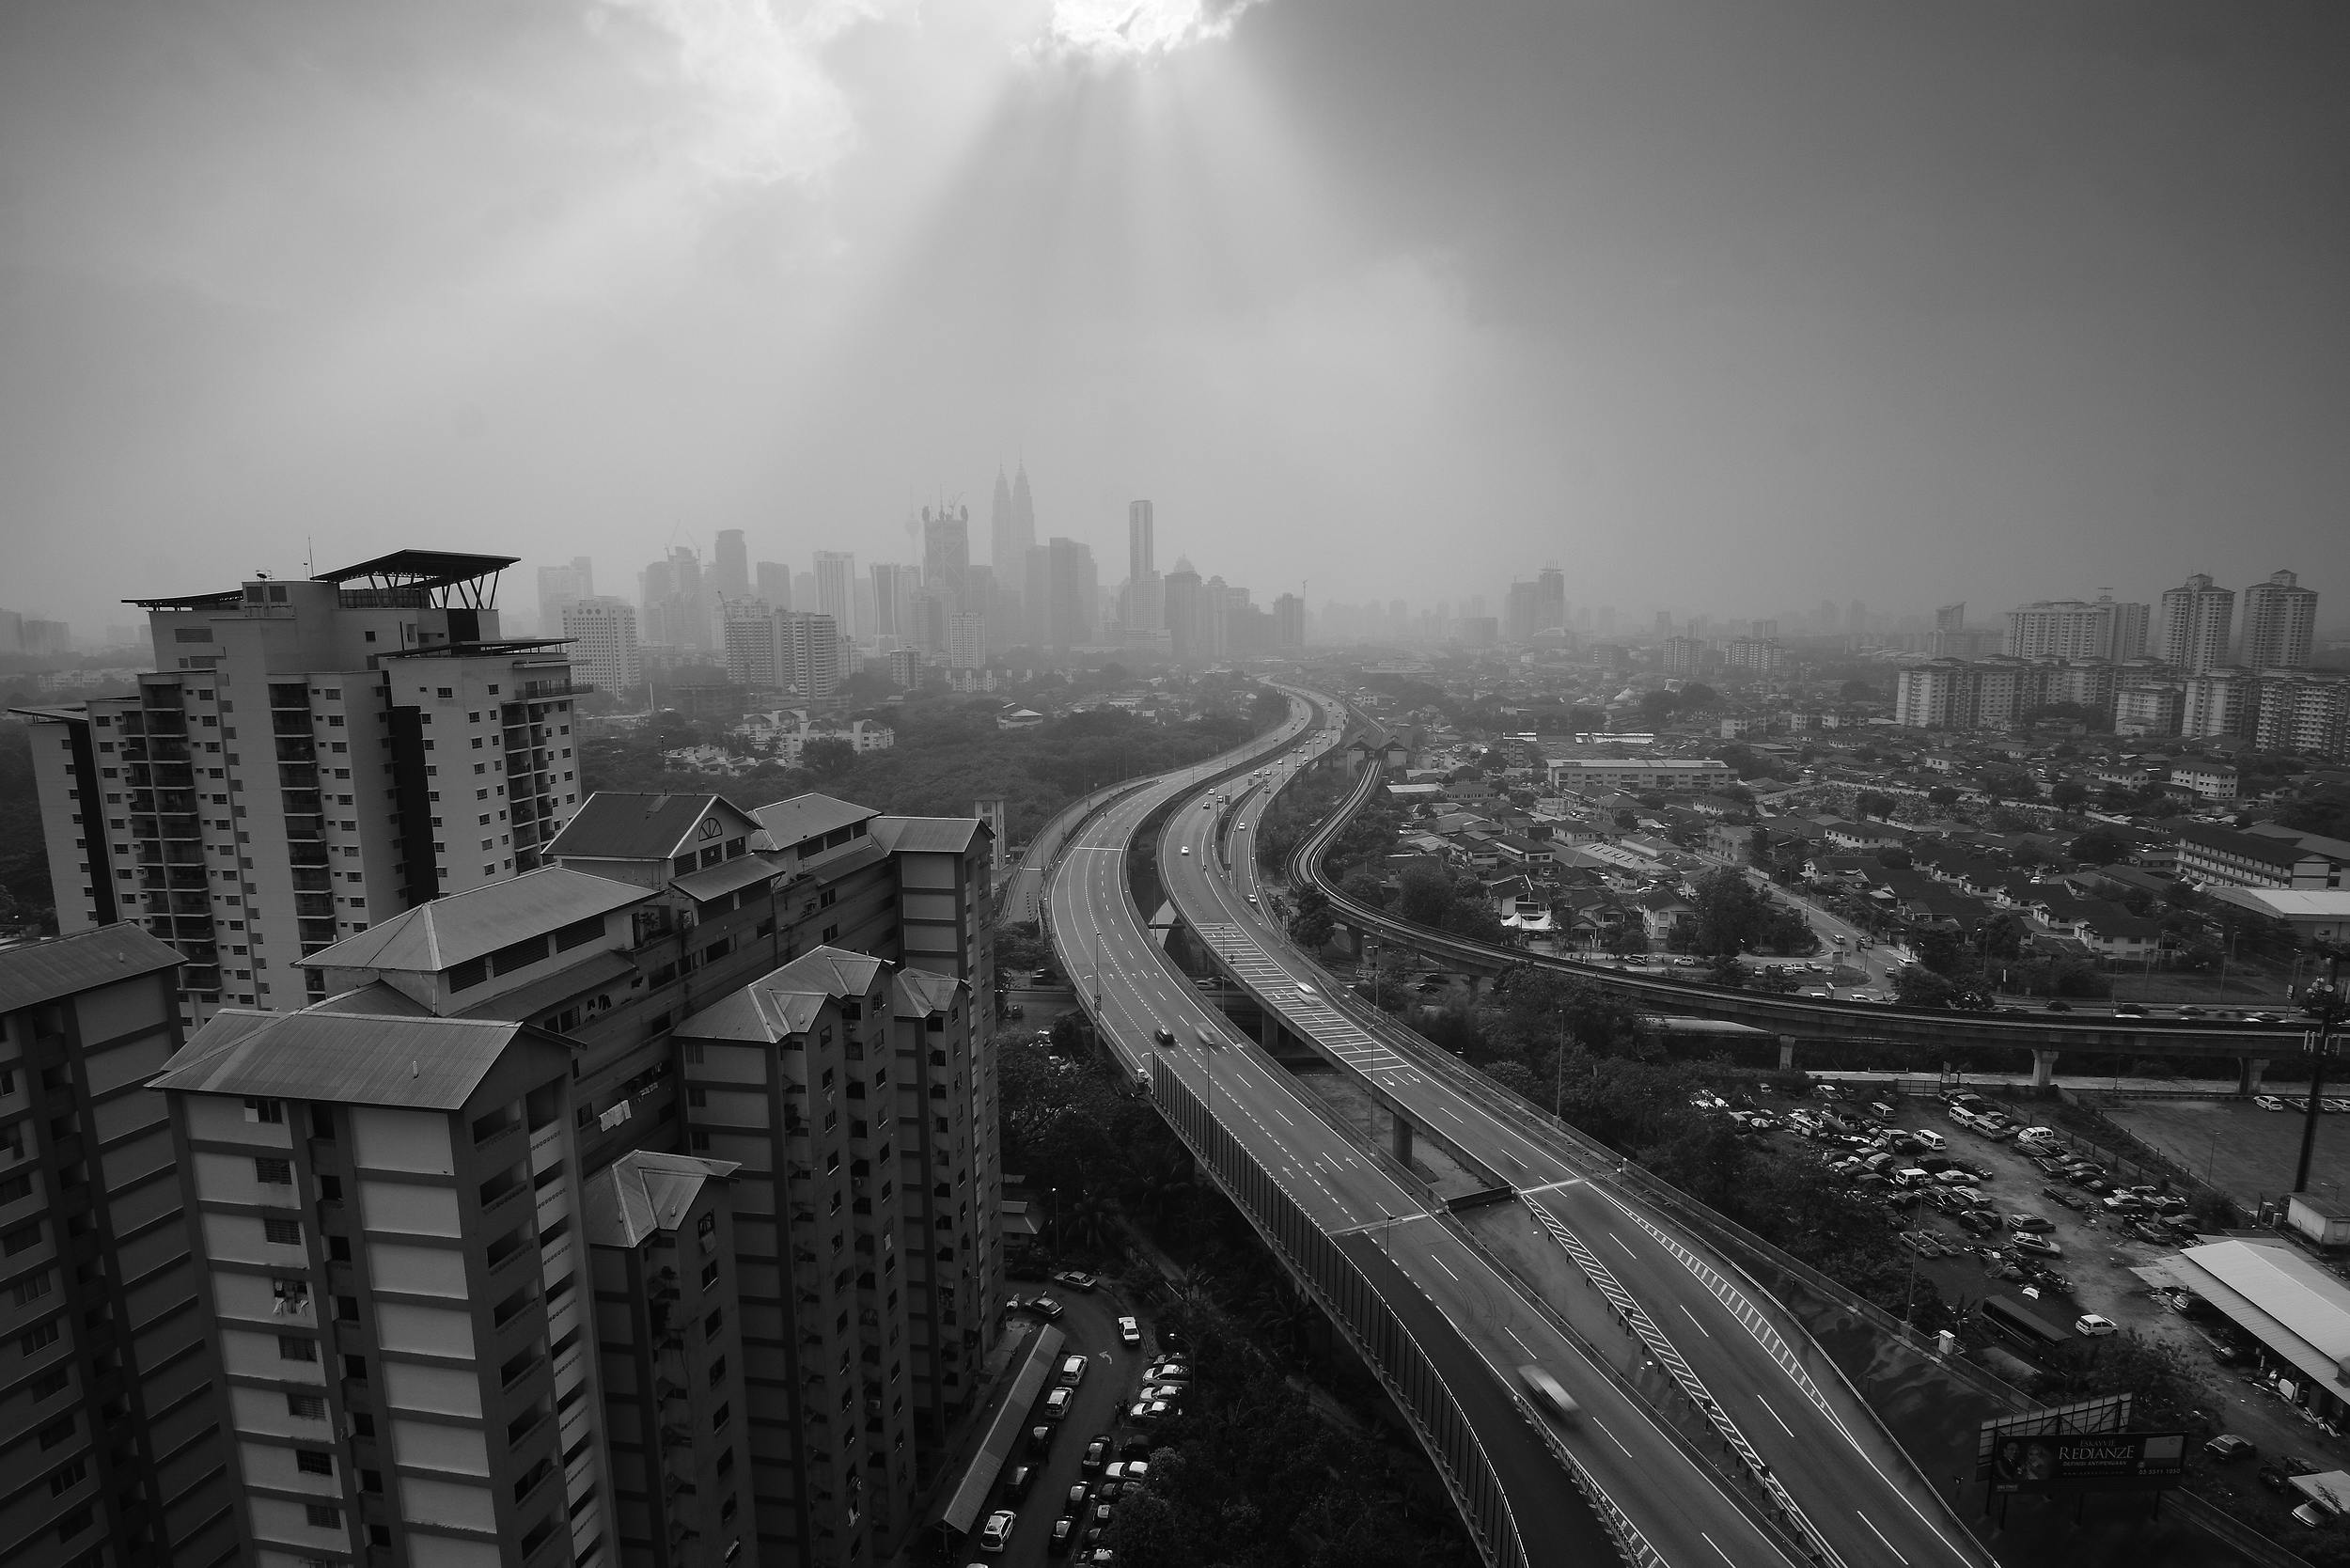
[
  {"left": 1046, "top": 702, "right": 1812, "bottom": 1568},
  {"left": 1158, "top": 708, "right": 1996, "bottom": 1568}
]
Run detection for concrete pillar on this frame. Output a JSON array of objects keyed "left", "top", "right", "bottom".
[
  {"left": 1260, "top": 1011, "right": 1280, "bottom": 1052},
  {"left": 1778, "top": 1036, "right": 1796, "bottom": 1074},
  {"left": 2240, "top": 1058, "right": 2268, "bottom": 1096},
  {"left": 1390, "top": 1114, "right": 1414, "bottom": 1166},
  {"left": 2031, "top": 1049, "right": 2059, "bottom": 1090}
]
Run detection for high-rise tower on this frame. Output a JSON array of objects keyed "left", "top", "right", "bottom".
[
  {"left": 2241, "top": 569, "right": 2317, "bottom": 669},
  {"left": 713, "top": 529, "right": 751, "bottom": 601},
  {"left": 1125, "top": 500, "right": 1160, "bottom": 633},
  {"left": 2157, "top": 573, "right": 2235, "bottom": 673},
  {"left": 993, "top": 465, "right": 1036, "bottom": 579},
  {"left": 923, "top": 505, "right": 970, "bottom": 611}
]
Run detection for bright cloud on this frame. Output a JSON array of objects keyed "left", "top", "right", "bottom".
[{"left": 1046, "top": 0, "right": 1263, "bottom": 58}]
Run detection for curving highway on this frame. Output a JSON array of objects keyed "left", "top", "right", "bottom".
[
  {"left": 1046, "top": 700, "right": 1828, "bottom": 1568},
  {"left": 1150, "top": 698, "right": 1997, "bottom": 1568}
]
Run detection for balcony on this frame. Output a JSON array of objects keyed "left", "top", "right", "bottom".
[
  {"left": 278, "top": 764, "right": 320, "bottom": 790},
  {"left": 291, "top": 867, "right": 331, "bottom": 892},
  {"left": 283, "top": 789, "right": 323, "bottom": 815},
  {"left": 160, "top": 814, "right": 200, "bottom": 841},
  {"left": 274, "top": 736, "right": 316, "bottom": 763},
  {"left": 284, "top": 815, "right": 323, "bottom": 842}
]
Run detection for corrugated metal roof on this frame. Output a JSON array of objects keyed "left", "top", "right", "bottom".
[
  {"left": 751, "top": 792, "right": 877, "bottom": 852},
  {"left": 893, "top": 967, "right": 964, "bottom": 1017},
  {"left": 545, "top": 792, "right": 752, "bottom": 864},
  {"left": 2175, "top": 1239, "right": 2350, "bottom": 1401},
  {"left": 672, "top": 854, "right": 785, "bottom": 904},
  {"left": 581, "top": 1150, "right": 743, "bottom": 1249},
  {"left": 149, "top": 1008, "right": 542, "bottom": 1110},
  {"left": 935, "top": 1325, "right": 1067, "bottom": 1535},
  {"left": 308, "top": 981, "right": 437, "bottom": 1018},
  {"left": 675, "top": 947, "right": 885, "bottom": 1043},
  {"left": 303, "top": 868, "right": 648, "bottom": 974},
  {"left": 869, "top": 816, "right": 987, "bottom": 855},
  {"left": 456, "top": 949, "right": 639, "bottom": 1023},
  {"left": 0, "top": 922, "right": 180, "bottom": 1015}
]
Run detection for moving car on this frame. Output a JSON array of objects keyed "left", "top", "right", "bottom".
[
  {"left": 1118, "top": 1315, "right": 1141, "bottom": 1347},
  {"left": 2075, "top": 1313, "right": 2119, "bottom": 1338},
  {"left": 1516, "top": 1363, "right": 1581, "bottom": 1423},
  {"left": 1026, "top": 1296, "right": 1065, "bottom": 1320},
  {"left": 1051, "top": 1271, "right": 1098, "bottom": 1294},
  {"left": 979, "top": 1509, "right": 1017, "bottom": 1553},
  {"left": 1082, "top": 1436, "right": 1110, "bottom": 1474}
]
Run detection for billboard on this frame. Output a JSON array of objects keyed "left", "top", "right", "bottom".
[{"left": 1986, "top": 1431, "right": 2187, "bottom": 1494}]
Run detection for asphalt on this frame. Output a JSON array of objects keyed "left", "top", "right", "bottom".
[
  {"left": 1156, "top": 705, "right": 1998, "bottom": 1568},
  {"left": 1048, "top": 709, "right": 1803, "bottom": 1568}
]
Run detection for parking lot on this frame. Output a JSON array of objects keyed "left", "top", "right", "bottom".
[
  {"left": 2103, "top": 1095, "right": 2350, "bottom": 1215},
  {"left": 972, "top": 1274, "right": 1178, "bottom": 1568}
]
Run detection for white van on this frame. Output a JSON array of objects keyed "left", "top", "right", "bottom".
[{"left": 1913, "top": 1129, "right": 1947, "bottom": 1152}]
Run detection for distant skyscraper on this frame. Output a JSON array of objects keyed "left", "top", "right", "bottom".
[
  {"left": 537, "top": 556, "right": 594, "bottom": 638},
  {"left": 756, "top": 559, "right": 792, "bottom": 609},
  {"left": 923, "top": 505, "right": 970, "bottom": 609},
  {"left": 1164, "top": 567, "right": 1201, "bottom": 661},
  {"left": 794, "top": 570, "right": 816, "bottom": 614},
  {"left": 1039, "top": 538, "right": 1097, "bottom": 647},
  {"left": 814, "top": 551, "right": 857, "bottom": 639},
  {"left": 2157, "top": 573, "right": 2234, "bottom": 672},
  {"left": 564, "top": 596, "right": 642, "bottom": 693},
  {"left": 713, "top": 528, "right": 750, "bottom": 601},
  {"left": 641, "top": 546, "right": 709, "bottom": 649},
  {"left": 1847, "top": 599, "right": 1867, "bottom": 633},
  {"left": 722, "top": 597, "right": 778, "bottom": 686},
  {"left": 992, "top": 463, "right": 1037, "bottom": 578},
  {"left": 871, "top": 562, "right": 919, "bottom": 640},
  {"left": 1816, "top": 597, "right": 1841, "bottom": 633},
  {"left": 1274, "top": 592, "right": 1305, "bottom": 650},
  {"left": 1536, "top": 567, "right": 1565, "bottom": 632},
  {"left": 948, "top": 610, "right": 987, "bottom": 670},
  {"left": 1127, "top": 500, "right": 1161, "bottom": 632},
  {"left": 2003, "top": 600, "right": 2128, "bottom": 662},
  {"left": 2241, "top": 569, "right": 2317, "bottom": 668},
  {"left": 1935, "top": 604, "right": 1966, "bottom": 632},
  {"left": 1504, "top": 581, "right": 1538, "bottom": 641},
  {"left": 779, "top": 610, "right": 840, "bottom": 699}
]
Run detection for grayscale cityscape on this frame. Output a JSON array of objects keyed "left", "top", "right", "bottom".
[{"left": 1, "top": 6, "right": 2346, "bottom": 1568}]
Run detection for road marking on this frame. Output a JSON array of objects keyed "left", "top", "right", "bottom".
[
  {"left": 1433, "top": 1256, "right": 1460, "bottom": 1282},
  {"left": 1756, "top": 1394, "right": 1794, "bottom": 1437},
  {"left": 1610, "top": 1232, "right": 1637, "bottom": 1259},
  {"left": 1701, "top": 1531, "right": 1739, "bottom": 1567},
  {"left": 1504, "top": 1325, "right": 1534, "bottom": 1356},
  {"left": 1856, "top": 1511, "right": 1908, "bottom": 1563},
  {"left": 1590, "top": 1416, "right": 1637, "bottom": 1459},
  {"left": 1680, "top": 1304, "right": 1712, "bottom": 1338}
]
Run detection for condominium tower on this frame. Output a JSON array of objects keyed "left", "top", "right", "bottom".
[
  {"left": 2241, "top": 570, "right": 2318, "bottom": 670},
  {"left": 2157, "top": 573, "right": 2234, "bottom": 673}
]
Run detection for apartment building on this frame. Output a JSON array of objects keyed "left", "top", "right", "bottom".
[
  {"left": 255, "top": 787, "right": 1001, "bottom": 1567},
  {"left": 0, "top": 924, "right": 235, "bottom": 1568},
  {"left": 562, "top": 600, "right": 642, "bottom": 696},
  {"left": 1543, "top": 759, "right": 1734, "bottom": 792},
  {"left": 151, "top": 1007, "right": 600, "bottom": 1568},
  {"left": 10, "top": 551, "right": 587, "bottom": 1032},
  {"left": 2170, "top": 823, "right": 2341, "bottom": 890}
]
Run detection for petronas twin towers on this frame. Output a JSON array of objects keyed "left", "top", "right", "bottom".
[{"left": 988, "top": 462, "right": 1036, "bottom": 577}]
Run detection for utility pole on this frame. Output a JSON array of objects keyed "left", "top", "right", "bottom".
[{"left": 2293, "top": 945, "right": 2347, "bottom": 1199}]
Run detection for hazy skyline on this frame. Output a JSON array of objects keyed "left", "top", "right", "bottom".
[{"left": 4, "top": 1, "right": 2346, "bottom": 637}]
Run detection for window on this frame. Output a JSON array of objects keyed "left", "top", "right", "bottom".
[
  {"left": 31, "top": 1365, "right": 68, "bottom": 1400},
  {"left": 39, "top": 1414, "right": 74, "bottom": 1449},
  {"left": 279, "top": 1335, "right": 318, "bottom": 1361},
  {"left": 255, "top": 1157, "right": 293, "bottom": 1184},
  {"left": 305, "top": 1504, "right": 342, "bottom": 1529},
  {"left": 48, "top": 1458, "right": 86, "bottom": 1495},
  {"left": 2, "top": 1220, "right": 39, "bottom": 1255},
  {"left": 243, "top": 1097, "right": 285, "bottom": 1123},
  {"left": 263, "top": 1217, "right": 304, "bottom": 1246},
  {"left": 21, "top": 1320, "right": 59, "bottom": 1354},
  {"left": 296, "top": 1450, "right": 335, "bottom": 1476},
  {"left": 710, "top": 1402, "right": 730, "bottom": 1432},
  {"left": 700, "top": 1261, "right": 719, "bottom": 1290},
  {"left": 287, "top": 1393, "right": 326, "bottom": 1421},
  {"left": 12, "top": 1270, "right": 54, "bottom": 1307}
]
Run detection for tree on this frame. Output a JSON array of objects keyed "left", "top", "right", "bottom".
[
  {"left": 2070, "top": 827, "right": 2129, "bottom": 866},
  {"left": 1926, "top": 786, "right": 1961, "bottom": 809},
  {"left": 1286, "top": 886, "right": 1335, "bottom": 950},
  {"left": 1855, "top": 790, "right": 1894, "bottom": 821},
  {"left": 799, "top": 737, "right": 856, "bottom": 777},
  {"left": 1679, "top": 682, "right": 1720, "bottom": 710},
  {"left": 1892, "top": 966, "right": 1958, "bottom": 1008},
  {"left": 2049, "top": 778, "right": 2089, "bottom": 813},
  {"left": 1397, "top": 861, "right": 1454, "bottom": 928}
]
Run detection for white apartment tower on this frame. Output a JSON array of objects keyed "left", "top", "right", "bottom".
[
  {"left": 2156, "top": 573, "right": 2234, "bottom": 672},
  {"left": 813, "top": 554, "right": 857, "bottom": 641},
  {"left": 563, "top": 597, "right": 642, "bottom": 695},
  {"left": 779, "top": 612, "right": 841, "bottom": 703},
  {"left": 11, "top": 551, "right": 587, "bottom": 1032},
  {"left": 2241, "top": 569, "right": 2318, "bottom": 669}
]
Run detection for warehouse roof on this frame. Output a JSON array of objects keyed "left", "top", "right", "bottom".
[{"left": 2175, "top": 1238, "right": 2350, "bottom": 1403}]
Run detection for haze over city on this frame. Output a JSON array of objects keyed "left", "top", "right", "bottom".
[{"left": 5, "top": 0, "right": 2347, "bottom": 637}]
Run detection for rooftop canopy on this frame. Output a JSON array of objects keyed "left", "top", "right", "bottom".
[{"left": 313, "top": 548, "right": 519, "bottom": 606}]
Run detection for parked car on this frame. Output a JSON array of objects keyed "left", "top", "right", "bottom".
[
  {"left": 1026, "top": 1295, "right": 1066, "bottom": 1320},
  {"left": 1082, "top": 1436, "right": 1110, "bottom": 1474},
  {"left": 2007, "top": 1214, "right": 2054, "bottom": 1233},
  {"left": 1062, "top": 1483, "right": 1091, "bottom": 1516},
  {"left": 1126, "top": 1400, "right": 1173, "bottom": 1424},
  {"left": 1044, "top": 1388, "right": 1074, "bottom": 1420},
  {"left": 2075, "top": 1313, "right": 2119, "bottom": 1337},
  {"left": 1004, "top": 1464, "right": 1037, "bottom": 1501},
  {"left": 980, "top": 1509, "right": 1017, "bottom": 1553},
  {"left": 2013, "top": 1234, "right": 2063, "bottom": 1258},
  {"left": 1049, "top": 1517, "right": 1077, "bottom": 1557},
  {"left": 1050, "top": 1270, "right": 1098, "bottom": 1293}
]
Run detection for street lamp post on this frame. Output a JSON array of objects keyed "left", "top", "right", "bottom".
[
  {"left": 1091, "top": 928, "right": 1103, "bottom": 1013},
  {"left": 2292, "top": 946, "right": 2348, "bottom": 1199}
]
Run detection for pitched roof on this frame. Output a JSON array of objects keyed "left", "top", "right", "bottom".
[
  {"left": 0, "top": 922, "right": 180, "bottom": 1015},
  {"left": 581, "top": 1150, "right": 743, "bottom": 1249},
  {"left": 893, "top": 967, "right": 965, "bottom": 1017},
  {"left": 150, "top": 1008, "right": 545, "bottom": 1109},
  {"left": 870, "top": 816, "right": 988, "bottom": 855},
  {"left": 675, "top": 947, "right": 888, "bottom": 1043},
  {"left": 302, "top": 868, "right": 647, "bottom": 974},
  {"left": 544, "top": 792, "right": 750, "bottom": 863},
  {"left": 672, "top": 854, "right": 786, "bottom": 905},
  {"left": 750, "top": 793, "right": 879, "bottom": 852}
]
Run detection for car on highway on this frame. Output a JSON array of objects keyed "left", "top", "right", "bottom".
[
  {"left": 1516, "top": 1363, "right": 1582, "bottom": 1423},
  {"left": 979, "top": 1509, "right": 1016, "bottom": 1553},
  {"left": 1294, "top": 981, "right": 1317, "bottom": 997},
  {"left": 1118, "top": 1315, "right": 1141, "bottom": 1346},
  {"left": 1178, "top": 845, "right": 1189, "bottom": 855},
  {"left": 1052, "top": 1271, "right": 1098, "bottom": 1294},
  {"left": 2075, "top": 1313, "right": 2119, "bottom": 1337}
]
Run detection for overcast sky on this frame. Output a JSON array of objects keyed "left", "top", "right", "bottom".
[{"left": 4, "top": 0, "right": 2345, "bottom": 636}]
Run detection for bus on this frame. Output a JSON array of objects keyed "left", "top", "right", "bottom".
[{"left": 1982, "top": 1294, "right": 2072, "bottom": 1357}]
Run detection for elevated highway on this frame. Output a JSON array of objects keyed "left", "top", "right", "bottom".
[
  {"left": 1164, "top": 708, "right": 1991, "bottom": 1568},
  {"left": 1297, "top": 751, "right": 2307, "bottom": 1087},
  {"left": 1046, "top": 698, "right": 1827, "bottom": 1568}
]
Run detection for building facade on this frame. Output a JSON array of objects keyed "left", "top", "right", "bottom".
[
  {"left": 564, "top": 599, "right": 643, "bottom": 697},
  {"left": 2241, "top": 569, "right": 2318, "bottom": 670},
  {"left": 2156, "top": 573, "right": 2234, "bottom": 672},
  {"left": 12, "top": 552, "right": 585, "bottom": 1032}
]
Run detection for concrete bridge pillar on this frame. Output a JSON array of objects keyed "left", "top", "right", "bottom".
[
  {"left": 1778, "top": 1036, "right": 1797, "bottom": 1074},
  {"left": 2240, "top": 1058, "right": 2269, "bottom": 1096},
  {"left": 1390, "top": 1113, "right": 1414, "bottom": 1167},
  {"left": 1332, "top": 922, "right": 1361, "bottom": 959},
  {"left": 2031, "top": 1049, "right": 2060, "bottom": 1089}
]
